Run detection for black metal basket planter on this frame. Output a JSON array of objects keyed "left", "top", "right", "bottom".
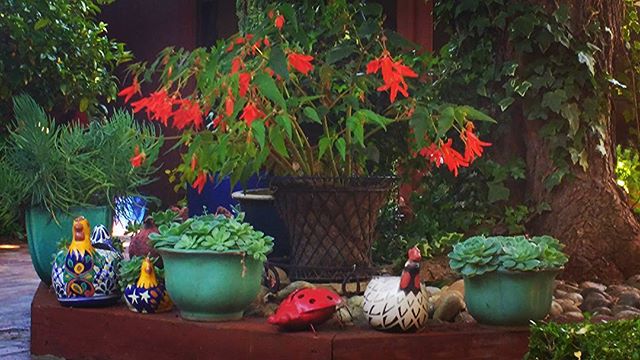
[{"left": 271, "top": 176, "right": 395, "bottom": 282}]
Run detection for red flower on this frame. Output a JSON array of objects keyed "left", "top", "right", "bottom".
[
  {"left": 367, "top": 52, "right": 418, "bottom": 103},
  {"left": 275, "top": 15, "right": 285, "bottom": 30},
  {"left": 419, "top": 139, "right": 469, "bottom": 177},
  {"left": 226, "top": 42, "right": 235, "bottom": 53},
  {"left": 240, "top": 102, "right": 265, "bottom": 127},
  {"left": 263, "top": 36, "right": 270, "bottom": 47},
  {"left": 190, "top": 154, "right": 198, "bottom": 171},
  {"left": 118, "top": 77, "right": 141, "bottom": 103},
  {"left": 213, "top": 116, "right": 227, "bottom": 132},
  {"left": 268, "top": 9, "right": 274, "bottom": 19},
  {"left": 231, "top": 57, "right": 243, "bottom": 74},
  {"left": 173, "top": 99, "right": 203, "bottom": 129},
  {"left": 287, "top": 53, "right": 314, "bottom": 75},
  {"left": 131, "top": 90, "right": 174, "bottom": 126},
  {"left": 225, "top": 96, "right": 235, "bottom": 116},
  {"left": 461, "top": 122, "right": 492, "bottom": 162},
  {"left": 239, "top": 72, "right": 251, "bottom": 97},
  {"left": 192, "top": 171, "right": 208, "bottom": 194},
  {"left": 130, "top": 145, "right": 146, "bottom": 168}
]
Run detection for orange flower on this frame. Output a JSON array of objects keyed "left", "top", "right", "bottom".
[
  {"left": 231, "top": 57, "right": 243, "bottom": 74},
  {"left": 118, "top": 77, "right": 141, "bottom": 103},
  {"left": 263, "top": 36, "right": 270, "bottom": 47},
  {"left": 240, "top": 102, "right": 266, "bottom": 127},
  {"left": 367, "top": 52, "right": 418, "bottom": 103},
  {"left": 225, "top": 96, "right": 235, "bottom": 116},
  {"left": 173, "top": 99, "right": 203, "bottom": 129},
  {"left": 192, "top": 171, "right": 208, "bottom": 194},
  {"left": 131, "top": 90, "right": 174, "bottom": 126},
  {"left": 190, "top": 154, "right": 198, "bottom": 171},
  {"left": 287, "top": 53, "right": 314, "bottom": 75},
  {"left": 239, "top": 72, "right": 251, "bottom": 97},
  {"left": 461, "top": 122, "right": 492, "bottom": 162},
  {"left": 275, "top": 15, "right": 285, "bottom": 30},
  {"left": 419, "top": 139, "right": 469, "bottom": 177},
  {"left": 130, "top": 145, "right": 146, "bottom": 168}
]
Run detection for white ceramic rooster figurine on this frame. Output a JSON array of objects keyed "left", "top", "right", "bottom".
[{"left": 362, "top": 246, "right": 428, "bottom": 332}]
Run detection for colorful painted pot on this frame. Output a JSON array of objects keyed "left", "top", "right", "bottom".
[
  {"left": 51, "top": 217, "right": 121, "bottom": 307},
  {"left": 123, "top": 257, "right": 173, "bottom": 314}
]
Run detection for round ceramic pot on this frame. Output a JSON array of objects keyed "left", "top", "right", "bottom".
[
  {"left": 464, "top": 269, "right": 559, "bottom": 326},
  {"left": 26, "top": 206, "right": 112, "bottom": 285},
  {"left": 231, "top": 189, "right": 290, "bottom": 260},
  {"left": 158, "top": 248, "right": 263, "bottom": 321}
]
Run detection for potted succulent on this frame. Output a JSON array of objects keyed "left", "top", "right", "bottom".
[
  {"left": 2, "top": 95, "right": 162, "bottom": 284},
  {"left": 119, "top": 1, "right": 492, "bottom": 280},
  {"left": 148, "top": 212, "right": 273, "bottom": 321},
  {"left": 448, "top": 235, "right": 568, "bottom": 325}
]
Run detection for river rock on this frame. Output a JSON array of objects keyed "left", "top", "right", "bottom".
[
  {"left": 618, "top": 291, "right": 640, "bottom": 308},
  {"left": 607, "top": 284, "right": 640, "bottom": 298},
  {"left": 626, "top": 274, "right": 640, "bottom": 289},
  {"left": 555, "top": 280, "right": 580, "bottom": 293},
  {"left": 562, "top": 311, "right": 585, "bottom": 322},
  {"left": 555, "top": 298, "right": 577, "bottom": 309},
  {"left": 591, "top": 306, "right": 612, "bottom": 316},
  {"left": 549, "top": 301, "right": 563, "bottom": 318},
  {"left": 433, "top": 292, "right": 465, "bottom": 322},
  {"left": 591, "top": 314, "right": 614, "bottom": 323},
  {"left": 425, "top": 286, "right": 441, "bottom": 297},
  {"left": 612, "top": 304, "right": 639, "bottom": 314},
  {"left": 447, "top": 279, "right": 465, "bottom": 298},
  {"left": 554, "top": 289, "right": 568, "bottom": 299},
  {"left": 564, "top": 293, "right": 583, "bottom": 306},
  {"left": 580, "top": 291, "right": 612, "bottom": 312},
  {"left": 615, "top": 310, "right": 640, "bottom": 320},
  {"left": 580, "top": 281, "right": 607, "bottom": 292},
  {"left": 454, "top": 311, "right": 476, "bottom": 324}
]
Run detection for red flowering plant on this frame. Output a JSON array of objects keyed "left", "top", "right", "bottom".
[{"left": 120, "top": 1, "right": 493, "bottom": 193}]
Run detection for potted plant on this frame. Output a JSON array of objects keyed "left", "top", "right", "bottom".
[
  {"left": 1, "top": 95, "right": 162, "bottom": 284},
  {"left": 148, "top": 212, "right": 273, "bottom": 321},
  {"left": 448, "top": 235, "right": 569, "bottom": 325},
  {"left": 119, "top": 1, "right": 492, "bottom": 280}
]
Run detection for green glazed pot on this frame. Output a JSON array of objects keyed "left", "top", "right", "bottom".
[
  {"left": 464, "top": 269, "right": 559, "bottom": 326},
  {"left": 158, "top": 248, "right": 263, "bottom": 322},
  {"left": 26, "top": 206, "right": 113, "bottom": 285}
]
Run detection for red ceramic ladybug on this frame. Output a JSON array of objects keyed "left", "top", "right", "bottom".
[{"left": 268, "top": 287, "right": 342, "bottom": 331}]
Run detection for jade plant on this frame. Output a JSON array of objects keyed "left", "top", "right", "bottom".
[
  {"left": 148, "top": 212, "right": 274, "bottom": 261},
  {"left": 448, "top": 235, "right": 568, "bottom": 277}
]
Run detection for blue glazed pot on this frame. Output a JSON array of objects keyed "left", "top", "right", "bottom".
[
  {"left": 187, "top": 173, "right": 268, "bottom": 217},
  {"left": 232, "top": 189, "right": 290, "bottom": 260}
]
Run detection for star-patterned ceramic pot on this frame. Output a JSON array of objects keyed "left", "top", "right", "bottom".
[{"left": 123, "top": 257, "right": 173, "bottom": 314}]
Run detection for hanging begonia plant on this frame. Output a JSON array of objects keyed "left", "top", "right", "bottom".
[{"left": 120, "top": 1, "right": 493, "bottom": 193}]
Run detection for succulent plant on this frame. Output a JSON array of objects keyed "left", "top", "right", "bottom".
[{"left": 448, "top": 235, "right": 568, "bottom": 277}]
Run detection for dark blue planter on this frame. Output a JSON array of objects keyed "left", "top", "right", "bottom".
[
  {"left": 232, "top": 189, "right": 290, "bottom": 261},
  {"left": 187, "top": 174, "right": 268, "bottom": 217}
]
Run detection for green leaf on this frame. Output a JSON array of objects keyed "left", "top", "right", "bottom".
[
  {"left": 437, "top": 106, "right": 456, "bottom": 138},
  {"left": 347, "top": 116, "right": 364, "bottom": 146},
  {"left": 79, "top": 98, "right": 90, "bottom": 112},
  {"left": 578, "top": 51, "right": 595, "bottom": 76},
  {"left": 34, "top": 18, "right": 51, "bottom": 30},
  {"left": 409, "top": 107, "right": 432, "bottom": 145},
  {"left": 498, "top": 97, "right": 515, "bottom": 111},
  {"left": 269, "top": 128, "right": 288, "bottom": 158},
  {"left": 251, "top": 121, "right": 266, "bottom": 148},
  {"left": 488, "top": 182, "right": 510, "bottom": 203},
  {"left": 544, "top": 170, "right": 566, "bottom": 190},
  {"left": 268, "top": 45, "right": 289, "bottom": 80},
  {"left": 359, "top": 109, "right": 391, "bottom": 129},
  {"left": 275, "top": 115, "right": 293, "bottom": 139},
  {"left": 514, "top": 81, "right": 532, "bottom": 97},
  {"left": 303, "top": 107, "right": 322, "bottom": 124},
  {"left": 541, "top": 89, "right": 567, "bottom": 113},
  {"left": 335, "top": 137, "right": 346, "bottom": 161},
  {"left": 560, "top": 103, "right": 580, "bottom": 136},
  {"left": 318, "top": 136, "right": 331, "bottom": 159},
  {"left": 458, "top": 106, "right": 496, "bottom": 123},
  {"left": 254, "top": 73, "right": 286, "bottom": 110},
  {"left": 326, "top": 44, "right": 356, "bottom": 64}
]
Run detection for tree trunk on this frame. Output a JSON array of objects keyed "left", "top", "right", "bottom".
[{"left": 526, "top": 0, "right": 640, "bottom": 283}]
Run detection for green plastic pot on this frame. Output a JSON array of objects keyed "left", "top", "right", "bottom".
[
  {"left": 158, "top": 248, "right": 263, "bottom": 322},
  {"left": 464, "top": 269, "right": 559, "bottom": 326},
  {"left": 26, "top": 206, "right": 113, "bottom": 285}
]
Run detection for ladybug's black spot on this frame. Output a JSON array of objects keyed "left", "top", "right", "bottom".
[
  {"left": 327, "top": 296, "right": 333, "bottom": 300},
  {"left": 298, "top": 294, "right": 305, "bottom": 299},
  {"left": 309, "top": 298, "right": 316, "bottom": 304}
]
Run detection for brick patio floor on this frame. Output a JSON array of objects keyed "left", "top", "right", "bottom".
[{"left": 0, "top": 245, "right": 41, "bottom": 359}]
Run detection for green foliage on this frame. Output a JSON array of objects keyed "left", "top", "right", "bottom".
[
  {"left": 526, "top": 320, "right": 640, "bottom": 359},
  {"left": 148, "top": 213, "right": 274, "bottom": 262},
  {"left": 2, "top": 95, "right": 163, "bottom": 219},
  {"left": 448, "top": 235, "right": 568, "bottom": 277},
  {"left": 117, "top": 256, "right": 164, "bottom": 293},
  {"left": 616, "top": 145, "right": 640, "bottom": 214},
  {"left": 0, "top": 0, "right": 130, "bottom": 121}
]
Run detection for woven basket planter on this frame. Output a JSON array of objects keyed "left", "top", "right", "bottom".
[{"left": 272, "top": 177, "right": 394, "bottom": 281}]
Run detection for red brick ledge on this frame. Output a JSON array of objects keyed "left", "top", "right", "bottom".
[{"left": 31, "top": 283, "right": 530, "bottom": 360}]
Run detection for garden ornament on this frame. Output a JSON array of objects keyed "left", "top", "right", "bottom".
[
  {"left": 268, "top": 287, "right": 342, "bottom": 332},
  {"left": 124, "top": 257, "right": 173, "bottom": 314}
]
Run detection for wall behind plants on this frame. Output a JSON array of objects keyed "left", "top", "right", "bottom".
[{"left": 0, "top": 0, "right": 130, "bottom": 123}]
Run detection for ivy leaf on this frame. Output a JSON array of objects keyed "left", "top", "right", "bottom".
[
  {"left": 577, "top": 51, "right": 595, "bottom": 76},
  {"left": 514, "top": 81, "right": 532, "bottom": 97},
  {"left": 498, "top": 97, "right": 515, "bottom": 111},
  {"left": 560, "top": 103, "right": 580, "bottom": 136},
  {"left": 303, "top": 107, "right": 322, "bottom": 124},
  {"left": 541, "top": 89, "right": 567, "bottom": 113},
  {"left": 511, "top": 15, "right": 537, "bottom": 38},
  {"left": 335, "top": 137, "right": 347, "bottom": 161},
  {"left": 254, "top": 72, "right": 286, "bottom": 111},
  {"left": 251, "top": 121, "right": 265, "bottom": 148},
  {"left": 488, "top": 182, "right": 510, "bottom": 203},
  {"left": 269, "top": 127, "right": 288, "bottom": 158},
  {"left": 268, "top": 46, "right": 289, "bottom": 80},
  {"left": 544, "top": 170, "right": 566, "bottom": 190}
]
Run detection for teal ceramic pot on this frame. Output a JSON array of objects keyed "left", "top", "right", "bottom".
[
  {"left": 464, "top": 269, "right": 559, "bottom": 326},
  {"left": 158, "top": 248, "right": 263, "bottom": 321},
  {"left": 26, "top": 206, "right": 113, "bottom": 285}
]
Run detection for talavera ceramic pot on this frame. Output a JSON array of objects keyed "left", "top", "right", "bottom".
[{"left": 158, "top": 248, "right": 263, "bottom": 321}]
